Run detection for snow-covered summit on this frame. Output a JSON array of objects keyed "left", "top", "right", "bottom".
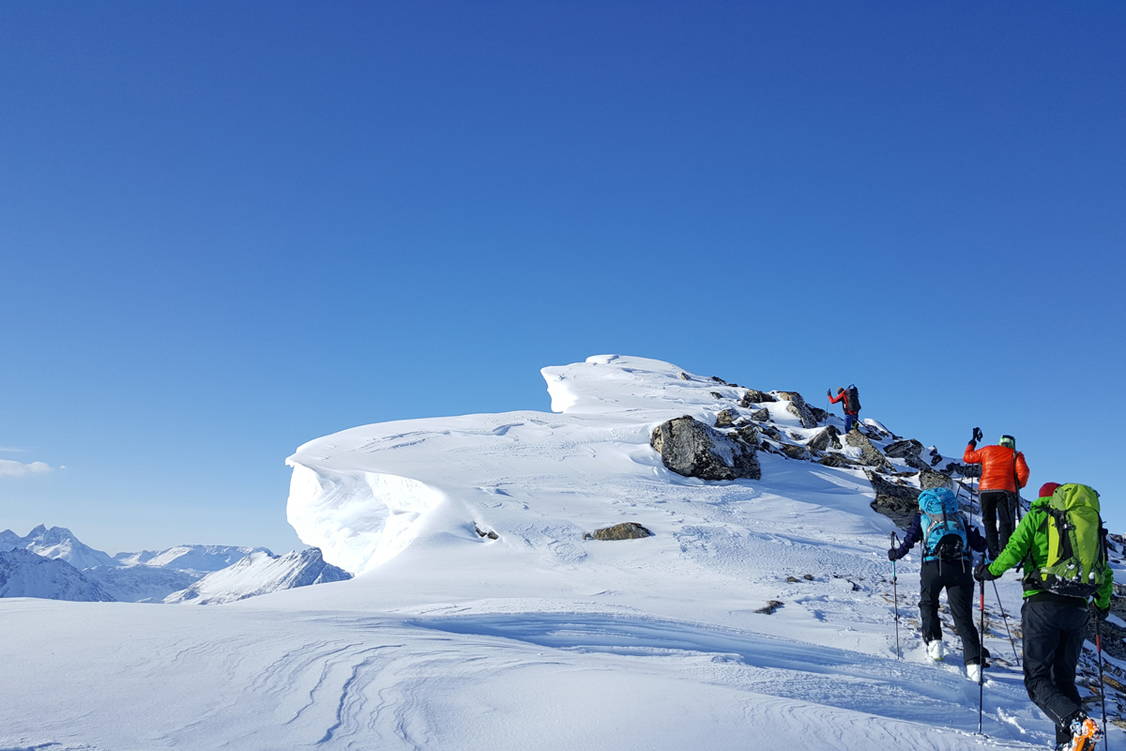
[
  {"left": 165, "top": 548, "right": 351, "bottom": 605},
  {"left": 115, "top": 544, "right": 273, "bottom": 573},
  {"left": 0, "top": 524, "right": 118, "bottom": 570}
]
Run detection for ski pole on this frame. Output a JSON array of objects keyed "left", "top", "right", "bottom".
[
  {"left": 890, "top": 531, "right": 901, "bottom": 660},
  {"left": 978, "top": 565, "right": 986, "bottom": 736},
  {"left": 990, "top": 579, "right": 1020, "bottom": 665},
  {"left": 1097, "top": 619, "right": 1109, "bottom": 750}
]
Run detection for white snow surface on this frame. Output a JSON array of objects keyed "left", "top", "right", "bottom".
[
  {"left": 115, "top": 543, "right": 273, "bottom": 573},
  {"left": 0, "top": 549, "right": 114, "bottom": 601},
  {"left": 1, "top": 356, "right": 1117, "bottom": 750}
]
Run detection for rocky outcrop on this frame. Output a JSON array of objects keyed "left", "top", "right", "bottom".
[
  {"left": 733, "top": 425, "right": 759, "bottom": 445},
  {"left": 714, "top": 409, "right": 738, "bottom": 428},
  {"left": 770, "top": 391, "right": 818, "bottom": 429},
  {"left": 749, "top": 408, "right": 770, "bottom": 422},
  {"left": 755, "top": 600, "right": 784, "bottom": 615},
  {"left": 807, "top": 426, "right": 842, "bottom": 452},
  {"left": 650, "top": 416, "right": 761, "bottom": 481},
  {"left": 867, "top": 472, "right": 921, "bottom": 528},
  {"left": 780, "top": 444, "right": 810, "bottom": 460},
  {"left": 884, "top": 439, "right": 924, "bottom": 459},
  {"left": 845, "top": 430, "right": 891, "bottom": 469},
  {"left": 584, "top": 522, "right": 653, "bottom": 541},
  {"left": 918, "top": 469, "right": 951, "bottom": 491},
  {"left": 809, "top": 406, "right": 828, "bottom": 423},
  {"left": 739, "top": 389, "right": 775, "bottom": 407},
  {"left": 818, "top": 453, "right": 857, "bottom": 468}
]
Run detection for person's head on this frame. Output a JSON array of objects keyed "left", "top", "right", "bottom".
[
  {"left": 838, "top": 387, "right": 845, "bottom": 393},
  {"left": 999, "top": 434, "right": 1016, "bottom": 449},
  {"left": 1038, "top": 482, "right": 1062, "bottom": 499}
]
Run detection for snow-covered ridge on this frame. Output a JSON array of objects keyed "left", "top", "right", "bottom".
[{"left": 165, "top": 548, "right": 351, "bottom": 605}]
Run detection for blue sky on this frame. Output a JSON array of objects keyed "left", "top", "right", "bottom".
[{"left": 1, "top": 2, "right": 1123, "bottom": 554}]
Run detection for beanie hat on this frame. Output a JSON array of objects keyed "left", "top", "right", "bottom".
[
  {"left": 1038, "top": 482, "right": 1062, "bottom": 499},
  {"left": 999, "top": 435, "right": 1016, "bottom": 449}
]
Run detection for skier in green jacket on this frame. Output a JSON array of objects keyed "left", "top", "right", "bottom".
[{"left": 975, "top": 482, "right": 1114, "bottom": 751}]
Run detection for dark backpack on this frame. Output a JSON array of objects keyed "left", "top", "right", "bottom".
[{"left": 845, "top": 384, "right": 861, "bottom": 413}]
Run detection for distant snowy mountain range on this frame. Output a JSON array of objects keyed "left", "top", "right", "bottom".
[{"left": 0, "top": 525, "right": 350, "bottom": 603}]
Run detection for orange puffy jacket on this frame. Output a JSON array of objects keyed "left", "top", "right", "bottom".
[{"left": 963, "top": 443, "right": 1030, "bottom": 493}]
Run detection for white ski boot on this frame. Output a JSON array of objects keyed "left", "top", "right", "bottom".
[
  {"left": 926, "top": 640, "right": 944, "bottom": 662},
  {"left": 966, "top": 663, "right": 982, "bottom": 683}
]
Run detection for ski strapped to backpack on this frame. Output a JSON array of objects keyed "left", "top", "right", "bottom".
[
  {"left": 1028, "top": 483, "right": 1109, "bottom": 598},
  {"left": 919, "top": 487, "right": 969, "bottom": 564}
]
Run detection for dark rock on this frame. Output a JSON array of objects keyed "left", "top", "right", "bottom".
[
  {"left": 785, "top": 576, "right": 801, "bottom": 583},
  {"left": 945, "top": 462, "right": 981, "bottom": 478},
  {"left": 734, "top": 425, "right": 760, "bottom": 445},
  {"left": 845, "top": 430, "right": 891, "bottom": 469},
  {"left": 710, "top": 376, "right": 726, "bottom": 383},
  {"left": 818, "top": 453, "right": 856, "bottom": 468},
  {"left": 807, "top": 426, "right": 842, "bottom": 452},
  {"left": 802, "top": 573, "right": 815, "bottom": 581},
  {"left": 755, "top": 600, "right": 785, "bottom": 615},
  {"left": 650, "top": 416, "right": 761, "bottom": 481},
  {"left": 773, "top": 392, "right": 818, "bottom": 429},
  {"left": 780, "top": 444, "right": 809, "bottom": 460},
  {"left": 809, "top": 406, "right": 829, "bottom": 423},
  {"left": 918, "top": 469, "right": 951, "bottom": 491},
  {"left": 868, "top": 471, "right": 921, "bottom": 528},
  {"left": 474, "top": 524, "right": 499, "bottom": 540},
  {"left": 732, "top": 417, "right": 751, "bottom": 427},
  {"left": 884, "top": 439, "right": 924, "bottom": 459},
  {"left": 758, "top": 424, "right": 782, "bottom": 441},
  {"left": 714, "top": 408, "right": 739, "bottom": 428},
  {"left": 739, "top": 389, "right": 775, "bottom": 407},
  {"left": 584, "top": 522, "right": 653, "bottom": 541},
  {"left": 750, "top": 408, "right": 770, "bottom": 422},
  {"left": 679, "top": 371, "right": 692, "bottom": 381},
  {"left": 710, "top": 391, "right": 724, "bottom": 400}
]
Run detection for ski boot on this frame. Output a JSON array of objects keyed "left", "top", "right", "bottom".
[
  {"left": 966, "top": 662, "right": 982, "bottom": 683},
  {"left": 1066, "top": 714, "right": 1101, "bottom": 751},
  {"left": 926, "top": 640, "right": 944, "bottom": 662}
]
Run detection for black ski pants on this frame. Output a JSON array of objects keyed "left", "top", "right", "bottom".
[
  {"left": 1022, "top": 595, "right": 1088, "bottom": 744},
  {"left": 980, "top": 490, "right": 1016, "bottom": 559},
  {"left": 919, "top": 559, "right": 983, "bottom": 665}
]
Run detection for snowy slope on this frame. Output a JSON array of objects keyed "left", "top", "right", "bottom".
[
  {"left": 0, "top": 355, "right": 1119, "bottom": 750},
  {"left": 165, "top": 548, "right": 351, "bottom": 604},
  {"left": 0, "top": 549, "right": 114, "bottom": 601},
  {"left": 84, "top": 564, "right": 200, "bottom": 603}
]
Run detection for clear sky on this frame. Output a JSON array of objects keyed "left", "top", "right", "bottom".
[{"left": 1, "top": 2, "right": 1123, "bottom": 554}]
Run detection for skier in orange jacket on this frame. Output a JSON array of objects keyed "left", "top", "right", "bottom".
[{"left": 963, "top": 429, "right": 1030, "bottom": 558}]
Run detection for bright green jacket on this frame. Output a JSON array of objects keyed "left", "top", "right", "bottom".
[{"left": 987, "top": 495, "right": 1114, "bottom": 609}]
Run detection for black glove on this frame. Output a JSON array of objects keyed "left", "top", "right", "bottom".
[
  {"left": 973, "top": 427, "right": 983, "bottom": 443},
  {"left": 887, "top": 548, "right": 900, "bottom": 561},
  {"left": 1091, "top": 602, "right": 1110, "bottom": 622},
  {"left": 974, "top": 562, "right": 1000, "bottom": 581},
  {"left": 827, "top": 388, "right": 832, "bottom": 398}
]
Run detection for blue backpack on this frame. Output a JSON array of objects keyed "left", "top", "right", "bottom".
[{"left": 918, "top": 488, "right": 969, "bottom": 562}]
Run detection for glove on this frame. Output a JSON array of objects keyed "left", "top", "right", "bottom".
[
  {"left": 827, "top": 388, "right": 832, "bottom": 398},
  {"left": 973, "top": 427, "right": 983, "bottom": 443},
  {"left": 974, "top": 562, "right": 1000, "bottom": 581},
  {"left": 887, "top": 548, "right": 900, "bottom": 561},
  {"left": 1091, "top": 602, "right": 1110, "bottom": 622}
]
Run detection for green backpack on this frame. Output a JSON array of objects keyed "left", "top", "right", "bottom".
[{"left": 1034, "top": 483, "right": 1108, "bottom": 598}]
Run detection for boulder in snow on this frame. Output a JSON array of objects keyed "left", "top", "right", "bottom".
[
  {"left": 650, "top": 416, "right": 760, "bottom": 481},
  {"left": 739, "top": 389, "right": 774, "bottom": 407},
  {"left": 807, "top": 426, "right": 842, "bottom": 453},
  {"left": 714, "top": 408, "right": 739, "bottom": 428},
  {"left": 845, "top": 430, "right": 891, "bottom": 469},
  {"left": 584, "top": 522, "right": 653, "bottom": 541},
  {"left": 867, "top": 472, "right": 920, "bottom": 528}
]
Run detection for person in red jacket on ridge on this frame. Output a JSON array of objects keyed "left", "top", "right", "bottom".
[
  {"left": 828, "top": 385, "right": 861, "bottom": 433},
  {"left": 963, "top": 428, "right": 1030, "bottom": 559}
]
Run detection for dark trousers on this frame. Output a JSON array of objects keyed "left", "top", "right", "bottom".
[
  {"left": 1022, "top": 595, "right": 1088, "bottom": 744},
  {"left": 980, "top": 490, "right": 1016, "bottom": 559},
  {"left": 919, "top": 559, "right": 983, "bottom": 665},
  {"left": 844, "top": 412, "right": 858, "bottom": 433}
]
